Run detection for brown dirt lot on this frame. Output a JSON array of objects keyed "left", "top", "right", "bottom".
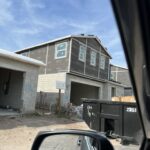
[
  {"left": 0, "top": 114, "right": 139, "bottom": 150},
  {"left": 0, "top": 114, "right": 89, "bottom": 150}
]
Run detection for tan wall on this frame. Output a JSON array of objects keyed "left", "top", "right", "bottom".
[
  {"left": 37, "top": 73, "right": 66, "bottom": 93},
  {"left": 36, "top": 73, "right": 66, "bottom": 108}
]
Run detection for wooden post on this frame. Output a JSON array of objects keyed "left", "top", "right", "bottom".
[
  {"left": 56, "top": 89, "right": 61, "bottom": 114},
  {"left": 58, "top": 89, "right": 61, "bottom": 113}
]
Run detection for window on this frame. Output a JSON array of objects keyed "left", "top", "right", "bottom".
[
  {"left": 90, "top": 51, "right": 96, "bottom": 66},
  {"left": 111, "top": 87, "right": 116, "bottom": 97},
  {"left": 78, "top": 45, "right": 86, "bottom": 62},
  {"left": 110, "top": 72, "right": 116, "bottom": 81},
  {"left": 55, "top": 42, "right": 67, "bottom": 59},
  {"left": 100, "top": 54, "right": 105, "bottom": 69}
]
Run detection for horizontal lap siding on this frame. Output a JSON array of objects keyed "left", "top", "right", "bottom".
[
  {"left": 18, "top": 39, "right": 70, "bottom": 74},
  {"left": 29, "top": 46, "right": 47, "bottom": 74},
  {"left": 46, "top": 39, "right": 70, "bottom": 73},
  {"left": 99, "top": 57, "right": 109, "bottom": 80},
  {"left": 70, "top": 39, "right": 84, "bottom": 73},
  {"left": 75, "top": 37, "right": 86, "bottom": 44},
  {"left": 70, "top": 37, "right": 110, "bottom": 80},
  {"left": 85, "top": 47, "right": 99, "bottom": 77},
  {"left": 87, "top": 38, "right": 100, "bottom": 51}
]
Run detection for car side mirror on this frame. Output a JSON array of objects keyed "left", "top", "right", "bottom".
[{"left": 31, "top": 129, "right": 114, "bottom": 150}]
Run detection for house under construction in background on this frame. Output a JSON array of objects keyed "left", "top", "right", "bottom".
[
  {"left": 110, "top": 64, "right": 133, "bottom": 96},
  {"left": 16, "top": 34, "right": 125, "bottom": 110}
]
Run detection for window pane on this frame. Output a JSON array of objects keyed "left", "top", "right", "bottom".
[
  {"left": 90, "top": 51, "right": 96, "bottom": 66},
  {"left": 55, "top": 42, "right": 67, "bottom": 59},
  {"left": 100, "top": 55, "right": 105, "bottom": 69},
  {"left": 79, "top": 45, "right": 86, "bottom": 62},
  {"left": 57, "top": 50, "right": 65, "bottom": 57},
  {"left": 57, "top": 43, "right": 66, "bottom": 50}
]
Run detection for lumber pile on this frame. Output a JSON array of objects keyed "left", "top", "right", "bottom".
[{"left": 112, "top": 96, "right": 136, "bottom": 103}]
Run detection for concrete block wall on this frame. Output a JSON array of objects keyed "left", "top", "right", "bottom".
[
  {"left": 107, "top": 82, "right": 124, "bottom": 100},
  {"left": 65, "top": 74, "right": 104, "bottom": 104},
  {"left": 36, "top": 73, "right": 66, "bottom": 108},
  {"left": 0, "top": 56, "right": 40, "bottom": 114},
  {"left": 0, "top": 69, "right": 23, "bottom": 109}
]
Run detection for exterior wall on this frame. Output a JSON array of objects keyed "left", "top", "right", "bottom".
[
  {"left": 124, "top": 87, "right": 133, "bottom": 96},
  {"left": 70, "top": 82, "right": 99, "bottom": 105},
  {"left": 18, "top": 39, "right": 70, "bottom": 74},
  {"left": 36, "top": 73, "right": 66, "bottom": 108},
  {"left": 70, "top": 37, "right": 110, "bottom": 80},
  {"left": 0, "top": 56, "right": 39, "bottom": 113},
  {"left": 110, "top": 65, "right": 131, "bottom": 87},
  {"left": 105, "top": 82, "right": 124, "bottom": 100},
  {"left": 0, "top": 68, "right": 23, "bottom": 109},
  {"left": 17, "top": 36, "right": 110, "bottom": 80},
  {"left": 65, "top": 74, "right": 104, "bottom": 105},
  {"left": 110, "top": 65, "right": 133, "bottom": 96}
]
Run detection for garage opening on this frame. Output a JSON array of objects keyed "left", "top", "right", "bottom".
[
  {"left": 0, "top": 67, "right": 24, "bottom": 114},
  {"left": 70, "top": 82, "right": 99, "bottom": 105}
]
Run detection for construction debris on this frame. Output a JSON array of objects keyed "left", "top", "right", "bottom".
[{"left": 112, "top": 96, "right": 136, "bottom": 103}]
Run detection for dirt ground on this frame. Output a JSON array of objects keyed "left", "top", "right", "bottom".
[
  {"left": 0, "top": 114, "right": 89, "bottom": 150},
  {"left": 0, "top": 114, "right": 139, "bottom": 150}
]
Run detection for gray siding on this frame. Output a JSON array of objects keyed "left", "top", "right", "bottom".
[
  {"left": 87, "top": 38, "right": 100, "bottom": 50},
  {"left": 29, "top": 46, "right": 47, "bottom": 74},
  {"left": 99, "top": 57, "right": 109, "bottom": 80},
  {"left": 70, "top": 39, "right": 84, "bottom": 74},
  {"left": 18, "top": 39, "right": 70, "bottom": 74},
  {"left": 70, "top": 37, "right": 110, "bottom": 80},
  {"left": 85, "top": 47, "right": 99, "bottom": 77},
  {"left": 110, "top": 65, "right": 131, "bottom": 86},
  {"left": 17, "top": 36, "right": 110, "bottom": 80},
  {"left": 46, "top": 39, "right": 70, "bottom": 73}
]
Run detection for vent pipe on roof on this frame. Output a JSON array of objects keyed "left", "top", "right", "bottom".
[
  {"left": 105, "top": 47, "right": 108, "bottom": 51},
  {"left": 88, "top": 34, "right": 94, "bottom": 36}
]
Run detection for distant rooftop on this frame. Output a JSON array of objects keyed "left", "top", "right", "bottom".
[
  {"left": 110, "top": 64, "right": 128, "bottom": 70},
  {"left": 0, "top": 49, "right": 45, "bottom": 66}
]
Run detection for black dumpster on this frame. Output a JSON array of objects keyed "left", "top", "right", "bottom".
[
  {"left": 83, "top": 100, "right": 100, "bottom": 131},
  {"left": 83, "top": 99, "right": 142, "bottom": 143}
]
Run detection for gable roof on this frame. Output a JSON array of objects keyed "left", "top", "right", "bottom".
[
  {"left": 110, "top": 64, "right": 128, "bottom": 70},
  {"left": 15, "top": 34, "right": 112, "bottom": 58},
  {"left": 0, "top": 49, "right": 45, "bottom": 66}
]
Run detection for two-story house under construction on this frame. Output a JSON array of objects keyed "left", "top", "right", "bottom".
[{"left": 16, "top": 34, "right": 125, "bottom": 108}]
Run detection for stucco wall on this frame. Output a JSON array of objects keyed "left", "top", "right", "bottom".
[
  {"left": 0, "top": 56, "right": 40, "bottom": 113},
  {"left": 106, "top": 82, "right": 124, "bottom": 100},
  {"left": 0, "top": 68, "right": 23, "bottom": 109},
  {"left": 65, "top": 74, "right": 104, "bottom": 105}
]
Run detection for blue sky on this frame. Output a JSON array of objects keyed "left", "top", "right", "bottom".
[{"left": 0, "top": 0, "right": 126, "bottom": 67}]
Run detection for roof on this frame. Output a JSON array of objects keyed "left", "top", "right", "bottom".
[
  {"left": 0, "top": 49, "right": 45, "bottom": 66},
  {"left": 15, "top": 34, "right": 112, "bottom": 58},
  {"left": 110, "top": 64, "right": 128, "bottom": 70}
]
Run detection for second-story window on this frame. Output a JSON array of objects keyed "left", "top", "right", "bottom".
[
  {"left": 100, "top": 54, "right": 106, "bottom": 69},
  {"left": 78, "top": 45, "right": 86, "bottom": 62},
  {"left": 55, "top": 42, "right": 67, "bottom": 59},
  {"left": 90, "top": 51, "right": 97, "bottom": 66}
]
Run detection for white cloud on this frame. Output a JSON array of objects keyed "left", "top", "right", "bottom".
[
  {"left": 0, "top": 0, "right": 14, "bottom": 25},
  {"left": 99, "top": 28, "right": 121, "bottom": 49},
  {"left": 67, "top": 21, "right": 100, "bottom": 33},
  {"left": 13, "top": 28, "right": 42, "bottom": 35}
]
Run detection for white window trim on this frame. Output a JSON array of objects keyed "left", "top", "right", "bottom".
[
  {"left": 55, "top": 42, "right": 67, "bottom": 59},
  {"left": 90, "top": 51, "right": 97, "bottom": 66},
  {"left": 78, "top": 45, "right": 86, "bottom": 62},
  {"left": 100, "top": 54, "right": 106, "bottom": 69}
]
